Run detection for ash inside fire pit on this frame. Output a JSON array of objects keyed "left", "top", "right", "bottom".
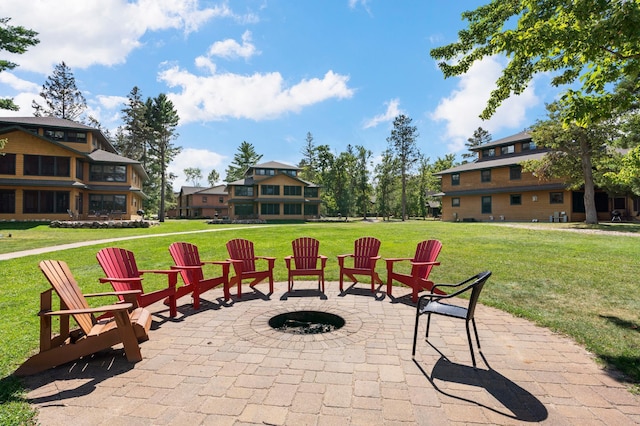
[{"left": 269, "top": 310, "right": 345, "bottom": 334}]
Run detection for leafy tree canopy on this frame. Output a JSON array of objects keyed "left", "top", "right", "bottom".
[
  {"left": 0, "top": 17, "right": 39, "bottom": 111},
  {"left": 431, "top": 0, "right": 640, "bottom": 124}
]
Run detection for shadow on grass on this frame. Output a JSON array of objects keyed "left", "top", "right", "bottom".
[{"left": 414, "top": 354, "right": 548, "bottom": 422}]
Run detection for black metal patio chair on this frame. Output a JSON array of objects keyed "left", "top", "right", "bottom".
[{"left": 412, "top": 271, "right": 492, "bottom": 368}]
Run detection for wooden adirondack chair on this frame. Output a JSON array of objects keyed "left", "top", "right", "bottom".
[
  {"left": 385, "top": 239, "right": 444, "bottom": 303},
  {"left": 284, "top": 237, "right": 328, "bottom": 292},
  {"left": 337, "top": 236, "right": 383, "bottom": 293},
  {"left": 96, "top": 247, "right": 179, "bottom": 317},
  {"left": 15, "top": 260, "right": 152, "bottom": 376},
  {"left": 225, "top": 238, "right": 275, "bottom": 298},
  {"left": 168, "top": 242, "right": 231, "bottom": 307}
]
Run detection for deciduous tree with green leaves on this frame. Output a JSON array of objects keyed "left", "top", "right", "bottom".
[
  {"left": 32, "top": 61, "right": 87, "bottom": 121},
  {"left": 0, "top": 17, "right": 39, "bottom": 113},
  {"left": 184, "top": 167, "right": 203, "bottom": 187},
  {"left": 431, "top": 0, "right": 640, "bottom": 223},
  {"left": 208, "top": 169, "right": 220, "bottom": 186}
]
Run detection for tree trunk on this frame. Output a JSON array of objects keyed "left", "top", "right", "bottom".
[{"left": 580, "top": 137, "right": 598, "bottom": 224}]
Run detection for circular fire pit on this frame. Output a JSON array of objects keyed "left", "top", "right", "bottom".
[{"left": 269, "top": 310, "right": 345, "bottom": 335}]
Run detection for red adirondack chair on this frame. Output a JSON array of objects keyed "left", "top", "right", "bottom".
[
  {"left": 284, "top": 237, "right": 328, "bottom": 292},
  {"left": 337, "top": 236, "right": 383, "bottom": 293},
  {"left": 385, "top": 239, "right": 444, "bottom": 303},
  {"left": 169, "top": 242, "right": 231, "bottom": 307},
  {"left": 96, "top": 247, "right": 179, "bottom": 317},
  {"left": 225, "top": 238, "right": 275, "bottom": 298},
  {"left": 15, "top": 260, "right": 152, "bottom": 376}
]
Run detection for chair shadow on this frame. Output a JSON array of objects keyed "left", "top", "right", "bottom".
[
  {"left": 280, "top": 288, "right": 328, "bottom": 300},
  {"left": 18, "top": 350, "right": 136, "bottom": 405},
  {"left": 600, "top": 315, "right": 639, "bottom": 332},
  {"left": 386, "top": 292, "right": 418, "bottom": 307},
  {"left": 413, "top": 354, "right": 548, "bottom": 422},
  {"left": 338, "top": 283, "right": 386, "bottom": 301}
]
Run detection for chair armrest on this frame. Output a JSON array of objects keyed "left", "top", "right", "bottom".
[
  {"left": 171, "top": 265, "right": 202, "bottom": 271},
  {"left": 409, "top": 261, "right": 441, "bottom": 267},
  {"left": 202, "top": 260, "right": 230, "bottom": 266},
  {"left": 40, "top": 303, "right": 133, "bottom": 316},
  {"left": 99, "top": 277, "right": 143, "bottom": 284},
  {"left": 84, "top": 290, "right": 142, "bottom": 298},
  {"left": 139, "top": 269, "right": 179, "bottom": 277},
  {"left": 336, "top": 254, "right": 354, "bottom": 259},
  {"left": 385, "top": 257, "right": 412, "bottom": 263}
]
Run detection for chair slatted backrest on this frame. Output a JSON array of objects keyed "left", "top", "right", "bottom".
[
  {"left": 466, "top": 271, "right": 492, "bottom": 319},
  {"left": 169, "top": 242, "right": 205, "bottom": 285},
  {"left": 226, "top": 238, "right": 257, "bottom": 272},
  {"left": 353, "top": 237, "right": 381, "bottom": 269},
  {"left": 96, "top": 247, "right": 144, "bottom": 293},
  {"left": 292, "top": 237, "right": 319, "bottom": 270},
  {"left": 39, "top": 260, "right": 95, "bottom": 334},
  {"left": 411, "top": 239, "right": 442, "bottom": 279}
]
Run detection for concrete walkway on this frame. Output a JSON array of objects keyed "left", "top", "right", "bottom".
[{"left": 24, "top": 282, "right": 640, "bottom": 425}]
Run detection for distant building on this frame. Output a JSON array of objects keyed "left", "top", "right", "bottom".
[
  {"left": 172, "top": 184, "right": 229, "bottom": 218},
  {"left": 0, "top": 117, "right": 148, "bottom": 221},
  {"left": 226, "top": 161, "right": 321, "bottom": 221},
  {"left": 435, "top": 131, "right": 639, "bottom": 222}
]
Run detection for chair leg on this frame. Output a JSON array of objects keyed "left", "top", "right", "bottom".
[
  {"left": 466, "top": 321, "right": 476, "bottom": 368},
  {"left": 425, "top": 313, "right": 431, "bottom": 340},
  {"left": 471, "top": 318, "right": 481, "bottom": 349},
  {"left": 412, "top": 308, "right": 421, "bottom": 357}
]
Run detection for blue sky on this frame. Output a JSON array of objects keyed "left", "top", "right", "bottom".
[{"left": 1, "top": 0, "right": 558, "bottom": 189}]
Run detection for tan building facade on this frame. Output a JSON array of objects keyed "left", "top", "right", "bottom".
[
  {"left": 436, "top": 131, "right": 639, "bottom": 222},
  {"left": 0, "top": 117, "right": 148, "bottom": 221},
  {"left": 226, "top": 161, "right": 321, "bottom": 221}
]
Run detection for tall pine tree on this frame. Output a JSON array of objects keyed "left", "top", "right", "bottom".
[{"left": 32, "top": 61, "right": 86, "bottom": 121}]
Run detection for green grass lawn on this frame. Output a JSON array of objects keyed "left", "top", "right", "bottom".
[{"left": 1, "top": 219, "right": 639, "bottom": 424}]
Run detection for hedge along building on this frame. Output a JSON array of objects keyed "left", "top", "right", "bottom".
[
  {"left": 434, "top": 131, "right": 639, "bottom": 223},
  {"left": 0, "top": 117, "right": 148, "bottom": 221}
]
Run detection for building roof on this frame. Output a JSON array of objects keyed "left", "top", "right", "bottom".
[
  {"left": 471, "top": 131, "right": 532, "bottom": 150},
  {"left": 251, "top": 161, "right": 300, "bottom": 170},
  {"left": 434, "top": 151, "right": 546, "bottom": 175}
]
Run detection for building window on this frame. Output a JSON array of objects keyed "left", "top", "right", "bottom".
[
  {"left": 255, "top": 168, "right": 275, "bottom": 176},
  {"left": 23, "top": 190, "right": 70, "bottom": 213},
  {"left": 0, "top": 190, "right": 16, "bottom": 213},
  {"left": 44, "top": 129, "right": 87, "bottom": 142},
  {"left": 261, "top": 185, "right": 280, "bottom": 195},
  {"left": 481, "top": 169, "right": 491, "bottom": 182},
  {"left": 284, "top": 185, "right": 302, "bottom": 196},
  {"left": 550, "top": 192, "right": 564, "bottom": 204},
  {"left": 281, "top": 169, "right": 297, "bottom": 177},
  {"left": 481, "top": 196, "right": 492, "bottom": 214},
  {"left": 202, "top": 196, "right": 208, "bottom": 203},
  {"left": 261, "top": 203, "right": 280, "bottom": 215},
  {"left": 24, "top": 155, "right": 70, "bottom": 177},
  {"left": 451, "top": 173, "right": 460, "bottom": 186},
  {"left": 88, "top": 194, "right": 126, "bottom": 212},
  {"left": 451, "top": 197, "right": 460, "bottom": 207},
  {"left": 89, "top": 164, "right": 126, "bottom": 182},
  {"left": 510, "top": 165, "right": 522, "bottom": 180},
  {"left": 482, "top": 148, "right": 495, "bottom": 158},
  {"left": 522, "top": 141, "right": 536, "bottom": 151},
  {"left": 304, "top": 204, "right": 318, "bottom": 215},
  {"left": 235, "top": 186, "right": 254, "bottom": 196},
  {"left": 304, "top": 187, "right": 319, "bottom": 197},
  {"left": 501, "top": 145, "right": 515, "bottom": 155},
  {"left": 235, "top": 203, "right": 254, "bottom": 216},
  {"left": 613, "top": 197, "right": 625, "bottom": 210},
  {"left": 510, "top": 194, "right": 522, "bottom": 205},
  {"left": 219, "top": 197, "right": 224, "bottom": 203},
  {"left": 284, "top": 203, "right": 302, "bottom": 215},
  {"left": 76, "top": 159, "right": 84, "bottom": 179},
  {"left": 0, "top": 153, "right": 16, "bottom": 175}
]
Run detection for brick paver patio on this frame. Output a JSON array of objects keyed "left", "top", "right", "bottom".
[{"left": 24, "top": 282, "right": 640, "bottom": 425}]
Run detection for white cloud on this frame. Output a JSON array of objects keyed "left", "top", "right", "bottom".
[
  {"left": 168, "top": 148, "right": 227, "bottom": 189},
  {"left": 207, "top": 30, "right": 259, "bottom": 59},
  {"left": 431, "top": 56, "right": 539, "bottom": 152},
  {"left": 363, "top": 98, "right": 403, "bottom": 129},
  {"left": 159, "top": 65, "right": 354, "bottom": 123},
  {"left": 1, "top": 0, "right": 231, "bottom": 73}
]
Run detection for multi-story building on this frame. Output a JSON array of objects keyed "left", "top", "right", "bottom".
[
  {"left": 0, "top": 117, "right": 148, "bottom": 221},
  {"left": 226, "top": 161, "right": 321, "bottom": 221},
  {"left": 435, "top": 131, "right": 639, "bottom": 222},
  {"left": 173, "top": 185, "right": 229, "bottom": 218}
]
